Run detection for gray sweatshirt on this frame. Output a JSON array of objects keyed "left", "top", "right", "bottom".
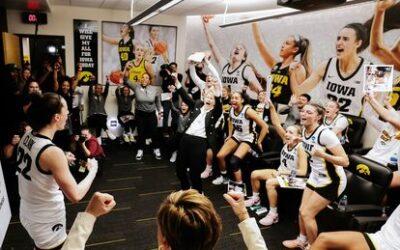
[{"left": 126, "top": 80, "right": 162, "bottom": 113}]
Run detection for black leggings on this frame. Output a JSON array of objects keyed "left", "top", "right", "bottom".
[
  {"left": 87, "top": 114, "right": 108, "bottom": 137},
  {"left": 117, "top": 111, "right": 136, "bottom": 133},
  {"left": 136, "top": 110, "right": 159, "bottom": 149},
  {"left": 177, "top": 134, "right": 207, "bottom": 193}
]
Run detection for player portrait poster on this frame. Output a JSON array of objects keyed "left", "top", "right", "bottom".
[
  {"left": 102, "top": 21, "right": 177, "bottom": 86},
  {"left": 364, "top": 65, "right": 394, "bottom": 93},
  {"left": 73, "top": 19, "right": 98, "bottom": 85}
]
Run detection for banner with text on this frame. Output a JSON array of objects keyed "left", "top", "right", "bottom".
[{"left": 74, "top": 19, "right": 98, "bottom": 85}]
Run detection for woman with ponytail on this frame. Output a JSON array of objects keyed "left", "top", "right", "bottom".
[{"left": 252, "top": 22, "right": 312, "bottom": 107}]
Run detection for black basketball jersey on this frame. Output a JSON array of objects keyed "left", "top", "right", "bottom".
[
  {"left": 118, "top": 38, "right": 135, "bottom": 70},
  {"left": 269, "top": 62, "right": 292, "bottom": 105}
]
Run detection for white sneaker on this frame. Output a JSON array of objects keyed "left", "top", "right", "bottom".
[
  {"left": 200, "top": 166, "right": 213, "bottom": 179},
  {"left": 153, "top": 148, "right": 161, "bottom": 160},
  {"left": 244, "top": 196, "right": 260, "bottom": 207},
  {"left": 123, "top": 133, "right": 130, "bottom": 143},
  {"left": 212, "top": 176, "right": 229, "bottom": 185},
  {"left": 169, "top": 151, "right": 177, "bottom": 163},
  {"left": 282, "top": 237, "right": 308, "bottom": 249},
  {"left": 129, "top": 133, "right": 136, "bottom": 142},
  {"left": 136, "top": 149, "right": 143, "bottom": 160},
  {"left": 145, "top": 138, "right": 152, "bottom": 145},
  {"left": 259, "top": 212, "right": 279, "bottom": 226},
  {"left": 106, "top": 130, "right": 116, "bottom": 140},
  {"left": 234, "top": 184, "right": 244, "bottom": 194}
]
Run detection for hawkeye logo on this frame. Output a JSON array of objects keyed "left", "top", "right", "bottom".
[
  {"left": 356, "top": 164, "right": 370, "bottom": 176},
  {"left": 52, "top": 223, "right": 63, "bottom": 232},
  {"left": 79, "top": 71, "right": 94, "bottom": 83}
]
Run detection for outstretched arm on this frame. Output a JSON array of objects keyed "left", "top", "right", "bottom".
[
  {"left": 202, "top": 17, "right": 224, "bottom": 65},
  {"left": 370, "top": 0, "right": 400, "bottom": 70},
  {"left": 251, "top": 22, "right": 277, "bottom": 69},
  {"left": 268, "top": 100, "right": 286, "bottom": 141},
  {"left": 189, "top": 63, "right": 206, "bottom": 90},
  {"left": 290, "top": 60, "right": 327, "bottom": 96},
  {"left": 102, "top": 34, "right": 119, "bottom": 45},
  {"left": 365, "top": 93, "right": 400, "bottom": 130},
  {"left": 145, "top": 61, "right": 155, "bottom": 84}
]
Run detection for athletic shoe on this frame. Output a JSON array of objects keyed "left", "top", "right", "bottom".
[
  {"left": 244, "top": 196, "right": 260, "bottom": 207},
  {"left": 200, "top": 166, "right": 212, "bottom": 179},
  {"left": 153, "top": 148, "right": 161, "bottom": 160},
  {"left": 212, "top": 176, "right": 229, "bottom": 185},
  {"left": 106, "top": 130, "right": 116, "bottom": 140},
  {"left": 170, "top": 151, "right": 177, "bottom": 163},
  {"left": 282, "top": 237, "right": 308, "bottom": 249},
  {"left": 129, "top": 133, "right": 136, "bottom": 142},
  {"left": 123, "top": 134, "right": 130, "bottom": 143},
  {"left": 145, "top": 138, "right": 152, "bottom": 145},
  {"left": 136, "top": 149, "right": 144, "bottom": 160},
  {"left": 259, "top": 212, "right": 279, "bottom": 226}
]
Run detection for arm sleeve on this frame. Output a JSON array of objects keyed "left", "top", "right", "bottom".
[
  {"left": 61, "top": 212, "right": 96, "bottom": 250},
  {"left": 189, "top": 64, "right": 206, "bottom": 90},
  {"left": 85, "top": 140, "right": 98, "bottom": 158},
  {"left": 319, "top": 129, "right": 341, "bottom": 149},
  {"left": 205, "top": 60, "right": 221, "bottom": 84},
  {"left": 238, "top": 218, "right": 268, "bottom": 250}
]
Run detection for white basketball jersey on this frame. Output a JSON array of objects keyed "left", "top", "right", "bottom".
[
  {"left": 145, "top": 39, "right": 165, "bottom": 85},
  {"left": 323, "top": 113, "right": 349, "bottom": 144},
  {"left": 278, "top": 143, "right": 300, "bottom": 172},
  {"left": 302, "top": 125, "right": 345, "bottom": 186},
  {"left": 231, "top": 105, "right": 254, "bottom": 138},
  {"left": 221, "top": 62, "right": 257, "bottom": 98},
  {"left": 365, "top": 122, "right": 400, "bottom": 166},
  {"left": 371, "top": 205, "right": 400, "bottom": 250},
  {"left": 321, "top": 57, "right": 370, "bottom": 116},
  {"left": 18, "top": 131, "right": 65, "bottom": 223}
]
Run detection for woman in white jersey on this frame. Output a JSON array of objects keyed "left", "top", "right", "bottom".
[
  {"left": 364, "top": 93, "right": 400, "bottom": 188},
  {"left": 311, "top": 204, "right": 400, "bottom": 250},
  {"left": 245, "top": 100, "right": 307, "bottom": 226},
  {"left": 291, "top": 23, "right": 369, "bottom": 117},
  {"left": 212, "top": 92, "right": 268, "bottom": 189},
  {"left": 202, "top": 16, "right": 263, "bottom": 99},
  {"left": 252, "top": 22, "right": 311, "bottom": 106},
  {"left": 18, "top": 93, "right": 98, "bottom": 249},
  {"left": 283, "top": 103, "right": 349, "bottom": 249},
  {"left": 323, "top": 100, "right": 349, "bottom": 145}
]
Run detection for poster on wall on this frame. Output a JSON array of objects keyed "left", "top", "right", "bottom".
[
  {"left": 364, "top": 65, "right": 394, "bottom": 93},
  {"left": 102, "top": 21, "right": 177, "bottom": 86},
  {"left": 74, "top": 19, "right": 98, "bottom": 85},
  {"left": 0, "top": 162, "right": 11, "bottom": 246}
]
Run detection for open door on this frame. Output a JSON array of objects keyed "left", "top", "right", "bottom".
[{"left": 2, "top": 32, "right": 21, "bottom": 67}]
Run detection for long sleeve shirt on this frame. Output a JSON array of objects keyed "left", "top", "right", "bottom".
[{"left": 125, "top": 80, "right": 162, "bottom": 113}]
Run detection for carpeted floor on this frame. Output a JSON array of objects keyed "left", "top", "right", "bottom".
[{"left": 3, "top": 143, "right": 301, "bottom": 250}]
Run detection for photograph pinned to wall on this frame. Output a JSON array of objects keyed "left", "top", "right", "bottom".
[
  {"left": 363, "top": 65, "right": 394, "bottom": 93},
  {"left": 73, "top": 19, "right": 98, "bottom": 85},
  {"left": 102, "top": 21, "right": 177, "bottom": 86}
]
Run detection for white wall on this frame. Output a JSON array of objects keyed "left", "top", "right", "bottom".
[
  {"left": 6, "top": 5, "right": 187, "bottom": 78},
  {"left": 7, "top": 6, "right": 187, "bottom": 136}
]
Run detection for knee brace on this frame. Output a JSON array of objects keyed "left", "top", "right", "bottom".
[{"left": 229, "top": 155, "right": 242, "bottom": 173}]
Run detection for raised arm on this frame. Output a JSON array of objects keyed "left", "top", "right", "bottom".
[
  {"left": 268, "top": 100, "right": 286, "bottom": 141},
  {"left": 202, "top": 17, "right": 224, "bottom": 65},
  {"left": 145, "top": 61, "right": 155, "bottom": 84},
  {"left": 189, "top": 63, "right": 206, "bottom": 90},
  {"left": 243, "top": 65, "right": 263, "bottom": 93},
  {"left": 365, "top": 93, "right": 400, "bottom": 130},
  {"left": 102, "top": 80, "right": 109, "bottom": 98},
  {"left": 291, "top": 60, "right": 328, "bottom": 96},
  {"left": 251, "top": 22, "right": 277, "bottom": 68},
  {"left": 102, "top": 34, "right": 119, "bottom": 45},
  {"left": 175, "top": 79, "right": 196, "bottom": 109},
  {"left": 370, "top": 0, "right": 400, "bottom": 70},
  {"left": 41, "top": 147, "right": 97, "bottom": 203}
]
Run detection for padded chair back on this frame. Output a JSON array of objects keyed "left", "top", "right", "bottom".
[
  {"left": 344, "top": 154, "right": 393, "bottom": 205},
  {"left": 262, "top": 125, "right": 283, "bottom": 153},
  {"left": 344, "top": 114, "right": 367, "bottom": 151}
]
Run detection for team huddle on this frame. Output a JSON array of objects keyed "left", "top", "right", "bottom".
[{"left": 4, "top": 0, "right": 400, "bottom": 249}]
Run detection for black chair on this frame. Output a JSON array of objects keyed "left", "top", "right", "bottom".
[
  {"left": 344, "top": 114, "right": 367, "bottom": 153},
  {"left": 320, "top": 154, "right": 393, "bottom": 232}
]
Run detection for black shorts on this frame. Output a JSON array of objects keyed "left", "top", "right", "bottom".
[
  {"left": 362, "top": 233, "right": 376, "bottom": 250},
  {"left": 306, "top": 181, "right": 343, "bottom": 202}
]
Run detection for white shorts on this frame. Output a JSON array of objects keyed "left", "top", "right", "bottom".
[
  {"left": 20, "top": 214, "right": 67, "bottom": 249},
  {"left": 366, "top": 233, "right": 391, "bottom": 250},
  {"left": 232, "top": 132, "right": 256, "bottom": 145}
]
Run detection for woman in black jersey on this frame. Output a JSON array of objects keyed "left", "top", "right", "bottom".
[
  {"left": 252, "top": 22, "right": 312, "bottom": 106},
  {"left": 102, "top": 24, "right": 135, "bottom": 70}
]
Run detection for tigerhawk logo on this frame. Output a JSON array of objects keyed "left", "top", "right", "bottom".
[
  {"left": 356, "top": 164, "right": 370, "bottom": 176},
  {"left": 52, "top": 223, "right": 63, "bottom": 232}
]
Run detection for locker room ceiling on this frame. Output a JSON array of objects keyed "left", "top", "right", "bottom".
[{"left": 49, "top": 0, "right": 281, "bottom": 15}]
